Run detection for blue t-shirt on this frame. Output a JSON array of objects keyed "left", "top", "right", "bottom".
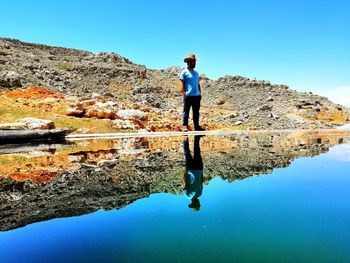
[
  {"left": 179, "top": 69, "right": 200, "bottom": 96},
  {"left": 182, "top": 170, "right": 203, "bottom": 200}
]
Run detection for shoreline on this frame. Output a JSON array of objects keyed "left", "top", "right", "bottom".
[{"left": 65, "top": 128, "right": 350, "bottom": 141}]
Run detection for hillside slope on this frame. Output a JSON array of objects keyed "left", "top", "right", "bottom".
[{"left": 0, "top": 38, "right": 349, "bottom": 130}]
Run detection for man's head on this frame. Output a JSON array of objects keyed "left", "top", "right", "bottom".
[{"left": 184, "top": 54, "right": 197, "bottom": 69}]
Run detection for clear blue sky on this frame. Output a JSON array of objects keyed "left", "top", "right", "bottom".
[{"left": 1, "top": 0, "right": 350, "bottom": 103}]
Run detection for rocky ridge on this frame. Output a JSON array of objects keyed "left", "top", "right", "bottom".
[{"left": 0, "top": 37, "right": 349, "bottom": 130}]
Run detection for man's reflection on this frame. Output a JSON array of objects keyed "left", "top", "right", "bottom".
[{"left": 182, "top": 135, "right": 204, "bottom": 211}]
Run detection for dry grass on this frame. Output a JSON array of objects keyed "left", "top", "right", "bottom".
[{"left": 0, "top": 97, "right": 119, "bottom": 133}]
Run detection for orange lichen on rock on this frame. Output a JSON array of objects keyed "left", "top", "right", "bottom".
[
  {"left": 3, "top": 86, "right": 64, "bottom": 99},
  {"left": 7, "top": 171, "right": 58, "bottom": 183},
  {"left": 309, "top": 111, "right": 348, "bottom": 123}
]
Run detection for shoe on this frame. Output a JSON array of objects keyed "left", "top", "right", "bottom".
[
  {"left": 195, "top": 126, "right": 205, "bottom": 131},
  {"left": 182, "top": 126, "right": 189, "bottom": 132}
]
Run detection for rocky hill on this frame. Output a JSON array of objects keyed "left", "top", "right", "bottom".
[{"left": 1, "top": 37, "right": 349, "bottom": 130}]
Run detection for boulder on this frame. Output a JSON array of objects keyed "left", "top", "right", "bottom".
[
  {"left": 67, "top": 107, "right": 85, "bottom": 116},
  {"left": 85, "top": 107, "right": 118, "bottom": 119},
  {"left": 0, "top": 71, "right": 22, "bottom": 87},
  {"left": 216, "top": 96, "right": 226, "bottom": 105}
]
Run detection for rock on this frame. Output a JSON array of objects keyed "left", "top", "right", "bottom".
[
  {"left": 96, "top": 52, "right": 131, "bottom": 64},
  {"left": 113, "top": 119, "right": 135, "bottom": 130},
  {"left": 68, "top": 155, "right": 86, "bottom": 163},
  {"left": 234, "top": 121, "right": 243, "bottom": 126},
  {"left": 91, "top": 93, "right": 106, "bottom": 102},
  {"left": 227, "top": 112, "right": 239, "bottom": 119},
  {"left": 304, "top": 112, "right": 317, "bottom": 118},
  {"left": 0, "top": 71, "right": 22, "bottom": 87},
  {"left": 67, "top": 107, "right": 85, "bottom": 116},
  {"left": 258, "top": 105, "right": 272, "bottom": 111},
  {"left": 103, "top": 92, "right": 114, "bottom": 98},
  {"left": 132, "top": 93, "right": 168, "bottom": 109},
  {"left": 81, "top": 99, "right": 96, "bottom": 107},
  {"left": 67, "top": 97, "right": 120, "bottom": 120},
  {"left": 0, "top": 122, "right": 28, "bottom": 130},
  {"left": 117, "top": 109, "right": 147, "bottom": 121},
  {"left": 85, "top": 107, "right": 118, "bottom": 119},
  {"left": 18, "top": 117, "right": 55, "bottom": 130},
  {"left": 133, "top": 84, "right": 159, "bottom": 94},
  {"left": 216, "top": 98, "right": 226, "bottom": 105},
  {"left": 67, "top": 101, "right": 84, "bottom": 116}
]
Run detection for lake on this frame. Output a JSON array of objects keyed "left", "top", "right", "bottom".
[{"left": 0, "top": 130, "right": 350, "bottom": 263}]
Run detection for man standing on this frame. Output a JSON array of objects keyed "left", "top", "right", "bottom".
[{"left": 180, "top": 54, "right": 205, "bottom": 131}]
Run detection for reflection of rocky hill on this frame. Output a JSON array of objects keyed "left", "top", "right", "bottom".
[
  {"left": 0, "top": 132, "right": 349, "bottom": 231},
  {"left": 203, "top": 133, "right": 344, "bottom": 182}
]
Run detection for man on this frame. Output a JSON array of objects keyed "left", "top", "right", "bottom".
[{"left": 179, "top": 54, "right": 205, "bottom": 131}]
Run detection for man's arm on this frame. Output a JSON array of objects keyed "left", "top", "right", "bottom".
[
  {"left": 198, "top": 77, "right": 201, "bottom": 93},
  {"left": 180, "top": 79, "right": 186, "bottom": 97}
]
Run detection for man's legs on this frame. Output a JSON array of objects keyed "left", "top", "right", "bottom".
[
  {"left": 192, "top": 96, "right": 203, "bottom": 130},
  {"left": 182, "top": 96, "right": 192, "bottom": 129},
  {"left": 193, "top": 135, "right": 203, "bottom": 170},
  {"left": 183, "top": 135, "right": 193, "bottom": 168}
]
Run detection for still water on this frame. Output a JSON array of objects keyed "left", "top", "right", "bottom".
[{"left": 0, "top": 131, "right": 350, "bottom": 263}]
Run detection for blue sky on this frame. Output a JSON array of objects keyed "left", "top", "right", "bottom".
[{"left": 1, "top": 0, "right": 350, "bottom": 105}]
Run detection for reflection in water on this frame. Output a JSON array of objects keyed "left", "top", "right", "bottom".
[
  {"left": 0, "top": 130, "right": 350, "bottom": 231},
  {"left": 183, "top": 135, "right": 204, "bottom": 211}
]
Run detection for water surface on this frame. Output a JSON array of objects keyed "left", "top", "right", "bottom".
[{"left": 1, "top": 131, "right": 350, "bottom": 263}]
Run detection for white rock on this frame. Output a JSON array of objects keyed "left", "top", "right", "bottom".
[
  {"left": 113, "top": 119, "right": 135, "bottom": 129},
  {"left": 117, "top": 109, "right": 147, "bottom": 121},
  {"left": 67, "top": 107, "right": 84, "bottom": 116},
  {"left": 18, "top": 117, "right": 55, "bottom": 130}
]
